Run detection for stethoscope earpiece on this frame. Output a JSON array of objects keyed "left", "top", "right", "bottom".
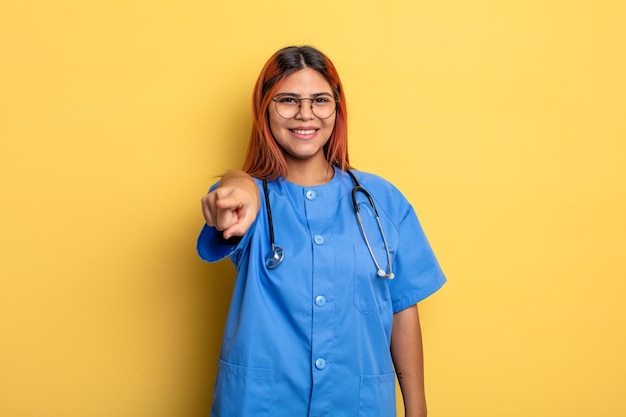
[{"left": 378, "top": 269, "right": 395, "bottom": 279}]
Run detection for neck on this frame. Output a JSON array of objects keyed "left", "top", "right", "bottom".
[{"left": 285, "top": 158, "right": 334, "bottom": 186}]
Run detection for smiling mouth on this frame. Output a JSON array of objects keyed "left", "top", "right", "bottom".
[{"left": 291, "top": 129, "right": 317, "bottom": 135}]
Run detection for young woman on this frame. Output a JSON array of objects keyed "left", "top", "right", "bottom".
[{"left": 198, "top": 46, "right": 446, "bottom": 417}]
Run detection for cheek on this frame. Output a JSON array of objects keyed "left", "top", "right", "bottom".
[
  {"left": 324, "top": 117, "right": 337, "bottom": 136},
  {"left": 268, "top": 113, "right": 281, "bottom": 139}
]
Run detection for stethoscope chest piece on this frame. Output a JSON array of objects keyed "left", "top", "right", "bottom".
[{"left": 266, "top": 245, "right": 285, "bottom": 269}]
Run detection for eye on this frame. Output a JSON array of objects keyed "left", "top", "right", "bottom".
[
  {"left": 313, "top": 96, "right": 333, "bottom": 105},
  {"left": 276, "top": 95, "right": 299, "bottom": 104}
]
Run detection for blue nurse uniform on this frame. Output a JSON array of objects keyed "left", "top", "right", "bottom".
[{"left": 197, "top": 166, "right": 446, "bottom": 417}]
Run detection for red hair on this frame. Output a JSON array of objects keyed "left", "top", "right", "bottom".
[{"left": 242, "top": 46, "right": 351, "bottom": 180}]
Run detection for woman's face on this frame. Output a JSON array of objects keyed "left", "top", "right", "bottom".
[{"left": 269, "top": 68, "right": 336, "bottom": 167}]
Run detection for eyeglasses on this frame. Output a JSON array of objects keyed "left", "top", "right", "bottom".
[{"left": 272, "top": 94, "right": 337, "bottom": 119}]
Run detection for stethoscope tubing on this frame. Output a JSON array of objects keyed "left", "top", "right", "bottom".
[
  {"left": 347, "top": 170, "right": 395, "bottom": 279},
  {"left": 263, "top": 179, "right": 284, "bottom": 269},
  {"left": 262, "top": 170, "right": 394, "bottom": 278}
]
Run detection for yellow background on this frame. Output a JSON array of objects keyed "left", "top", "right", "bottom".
[{"left": 1, "top": 1, "right": 625, "bottom": 416}]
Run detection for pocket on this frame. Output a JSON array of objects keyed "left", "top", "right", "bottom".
[
  {"left": 359, "top": 372, "right": 397, "bottom": 417},
  {"left": 211, "top": 359, "right": 273, "bottom": 417}
]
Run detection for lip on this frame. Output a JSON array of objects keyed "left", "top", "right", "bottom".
[{"left": 289, "top": 127, "right": 319, "bottom": 139}]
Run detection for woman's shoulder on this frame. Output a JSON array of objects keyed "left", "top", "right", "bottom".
[
  {"left": 344, "top": 168, "right": 418, "bottom": 228},
  {"left": 347, "top": 169, "right": 403, "bottom": 195},
  {"left": 346, "top": 168, "right": 413, "bottom": 211}
]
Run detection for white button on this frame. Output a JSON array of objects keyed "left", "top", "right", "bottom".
[
  {"left": 315, "top": 358, "right": 327, "bottom": 370},
  {"left": 315, "top": 295, "right": 326, "bottom": 307},
  {"left": 306, "top": 190, "right": 317, "bottom": 200},
  {"left": 313, "top": 235, "right": 324, "bottom": 244}
]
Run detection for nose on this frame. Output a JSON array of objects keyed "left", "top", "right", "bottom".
[{"left": 295, "top": 98, "right": 315, "bottom": 120}]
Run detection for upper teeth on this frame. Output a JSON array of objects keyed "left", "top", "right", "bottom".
[{"left": 293, "top": 129, "right": 315, "bottom": 135}]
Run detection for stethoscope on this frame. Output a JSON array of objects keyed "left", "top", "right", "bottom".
[{"left": 262, "top": 170, "right": 395, "bottom": 279}]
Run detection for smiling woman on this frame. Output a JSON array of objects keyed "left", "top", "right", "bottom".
[
  {"left": 2, "top": 1, "right": 626, "bottom": 416},
  {"left": 243, "top": 46, "right": 350, "bottom": 183},
  {"left": 197, "top": 45, "right": 446, "bottom": 417},
  {"left": 268, "top": 68, "right": 338, "bottom": 180}
]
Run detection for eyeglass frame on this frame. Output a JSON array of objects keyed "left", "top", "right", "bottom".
[{"left": 271, "top": 93, "right": 338, "bottom": 120}]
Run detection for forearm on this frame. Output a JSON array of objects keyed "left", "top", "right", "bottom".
[
  {"left": 390, "top": 305, "right": 427, "bottom": 417},
  {"left": 218, "top": 170, "right": 259, "bottom": 196}
]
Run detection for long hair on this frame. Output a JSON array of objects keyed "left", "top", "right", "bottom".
[{"left": 242, "top": 46, "right": 350, "bottom": 180}]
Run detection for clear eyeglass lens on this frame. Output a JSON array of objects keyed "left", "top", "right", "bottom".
[{"left": 274, "top": 95, "right": 336, "bottom": 119}]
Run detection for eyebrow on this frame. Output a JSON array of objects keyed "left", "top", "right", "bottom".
[{"left": 274, "top": 92, "right": 334, "bottom": 98}]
